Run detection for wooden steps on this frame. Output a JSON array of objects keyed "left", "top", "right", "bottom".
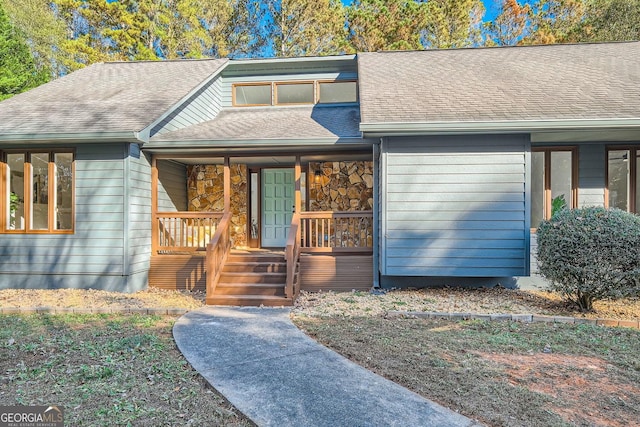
[{"left": 206, "top": 250, "right": 293, "bottom": 306}]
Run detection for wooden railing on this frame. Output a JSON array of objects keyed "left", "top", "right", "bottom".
[
  {"left": 300, "top": 211, "right": 373, "bottom": 252},
  {"left": 154, "top": 212, "right": 223, "bottom": 253},
  {"left": 205, "top": 212, "right": 232, "bottom": 298},
  {"left": 285, "top": 213, "right": 301, "bottom": 299}
]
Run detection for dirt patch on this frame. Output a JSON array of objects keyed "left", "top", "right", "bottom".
[{"left": 478, "top": 352, "right": 640, "bottom": 427}]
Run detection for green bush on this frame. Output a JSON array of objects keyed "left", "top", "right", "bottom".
[{"left": 536, "top": 207, "right": 640, "bottom": 311}]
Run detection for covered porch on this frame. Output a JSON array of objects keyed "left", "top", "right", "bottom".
[{"left": 147, "top": 152, "right": 375, "bottom": 305}]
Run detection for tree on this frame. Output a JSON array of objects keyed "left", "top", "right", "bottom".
[
  {"left": 421, "top": 0, "right": 485, "bottom": 49},
  {"left": 265, "top": 0, "right": 348, "bottom": 57},
  {"left": 1, "top": 0, "right": 68, "bottom": 76},
  {"left": 579, "top": 0, "right": 640, "bottom": 41},
  {"left": 346, "top": 0, "right": 427, "bottom": 52},
  {"left": 523, "top": 0, "right": 586, "bottom": 44},
  {"left": 0, "top": 3, "right": 49, "bottom": 100},
  {"left": 484, "top": 0, "right": 531, "bottom": 46}
]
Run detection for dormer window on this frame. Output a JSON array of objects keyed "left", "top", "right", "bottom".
[
  {"left": 275, "top": 82, "right": 314, "bottom": 105},
  {"left": 318, "top": 81, "right": 357, "bottom": 104},
  {"left": 233, "top": 83, "right": 272, "bottom": 106},
  {"left": 232, "top": 80, "right": 357, "bottom": 107}
]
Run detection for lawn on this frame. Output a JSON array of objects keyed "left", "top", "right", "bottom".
[
  {"left": 293, "top": 315, "right": 640, "bottom": 427},
  {"left": 0, "top": 313, "right": 253, "bottom": 427}
]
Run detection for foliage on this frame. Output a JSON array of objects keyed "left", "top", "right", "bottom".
[
  {"left": 537, "top": 207, "right": 640, "bottom": 311},
  {"left": 523, "top": 0, "right": 587, "bottom": 44},
  {"left": 9, "top": 191, "right": 19, "bottom": 212},
  {"left": 485, "top": 0, "right": 531, "bottom": 46},
  {"left": 421, "top": 0, "right": 485, "bottom": 48},
  {"left": 551, "top": 194, "right": 567, "bottom": 217},
  {"left": 266, "top": 0, "right": 348, "bottom": 57},
  {"left": 579, "top": 0, "right": 640, "bottom": 41},
  {"left": 345, "top": 0, "right": 427, "bottom": 52},
  {"left": 0, "top": 3, "right": 49, "bottom": 99}
]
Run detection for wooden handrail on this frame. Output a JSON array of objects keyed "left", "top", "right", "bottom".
[
  {"left": 154, "top": 212, "right": 223, "bottom": 253},
  {"left": 300, "top": 210, "right": 373, "bottom": 252},
  {"left": 156, "top": 212, "right": 223, "bottom": 219},
  {"left": 285, "top": 212, "right": 301, "bottom": 299},
  {"left": 205, "top": 212, "right": 232, "bottom": 299},
  {"left": 300, "top": 211, "right": 373, "bottom": 219}
]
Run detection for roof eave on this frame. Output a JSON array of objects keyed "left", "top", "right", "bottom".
[
  {"left": 359, "top": 119, "right": 640, "bottom": 136},
  {"left": 144, "top": 137, "right": 373, "bottom": 151},
  {"left": 0, "top": 131, "right": 145, "bottom": 144}
]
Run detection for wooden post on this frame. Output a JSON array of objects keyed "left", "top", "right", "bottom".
[
  {"left": 224, "top": 157, "right": 231, "bottom": 213},
  {"left": 151, "top": 156, "right": 159, "bottom": 254},
  {"left": 295, "top": 156, "right": 301, "bottom": 241}
]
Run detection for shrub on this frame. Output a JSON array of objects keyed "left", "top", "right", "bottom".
[{"left": 536, "top": 207, "right": 640, "bottom": 311}]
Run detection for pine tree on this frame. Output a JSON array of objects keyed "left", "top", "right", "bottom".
[
  {"left": 346, "top": 0, "right": 427, "bottom": 52},
  {"left": 0, "top": 3, "right": 49, "bottom": 100}
]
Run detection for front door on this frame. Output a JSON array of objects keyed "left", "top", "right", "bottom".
[{"left": 261, "top": 168, "right": 295, "bottom": 247}]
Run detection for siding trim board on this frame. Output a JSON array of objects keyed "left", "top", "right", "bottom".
[{"left": 382, "top": 134, "right": 529, "bottom": 278}]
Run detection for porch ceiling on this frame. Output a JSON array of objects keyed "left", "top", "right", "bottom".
[{"left": 169, "top": 152, "right": 372, "bottom": 166}]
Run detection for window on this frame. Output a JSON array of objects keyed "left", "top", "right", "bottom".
[
  {"left": 318, "top": 81, "right": 358, "bottom": 104},
  {"left": 275, "top": 82, "right": 314, "bottom": 104},
  {"left": 531, "top": 147, "right": 577, "bottom": 228},
  {"left": 607, "top": 147, "right": 640, "bottom": 213},
  {"left": 2, "top": 150, "right": 74, "bottom": 233},
  {"left": 232, "top": 80, "right": 359, "bottom": 107},
  {"left": 233, "top": 84, "right": 272, "bottom": 106}
]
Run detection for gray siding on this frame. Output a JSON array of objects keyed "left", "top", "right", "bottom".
[
  {"left": 578, "top": 143, "right": 606, "bottom": 207},
  {"left": 0, "top": 143, "right": 149, "bottom": 292},
  {"left": 221, "top": 72, "right": 358, "bottom": 107},
  {"left": 0, "top": 144, "right": 125, "bottom": 275},
  {"left": 126, "top": 144, "right": 152, "bottom": 282},
  {"left": 151, "top": 75, "right": 223, "bottom": 136},
  {"left": 157, "top": 160, "right": 187, "bottom": 211},
  {"left": 381, "top": 135, "right": 529, "bottom": 277}
]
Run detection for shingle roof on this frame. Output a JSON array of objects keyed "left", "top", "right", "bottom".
[
  {"left": 0, "top": 58, "right": 227, "bottom": 136},
  {"left": 150, "top": 106, "right": 361, "bottom": 142},
  {"left": 357, "top": 42, "right": 640, "bottom": 124}
]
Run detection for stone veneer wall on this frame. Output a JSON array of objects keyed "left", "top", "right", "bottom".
[
  {"left": 308, "top": 161, "right": 373, "bottom": 211},
  {"left": 187, "top": 164, "right": 247, "bottom": 248}
]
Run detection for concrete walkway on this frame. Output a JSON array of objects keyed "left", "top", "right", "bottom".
[{"left": 173, "top": 306, "right": 482, "bottom": 427}]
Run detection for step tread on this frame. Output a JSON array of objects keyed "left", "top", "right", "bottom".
[
  {"left": 216, "top": 282, "right": 285, "bottom": 288},
  {"left": 206, "top": 295, "right": 293, "bottom": 307}
]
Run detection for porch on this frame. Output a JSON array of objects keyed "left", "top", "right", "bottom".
[{"left": 148, "top": 154, "right": 375, "bottom": 306}]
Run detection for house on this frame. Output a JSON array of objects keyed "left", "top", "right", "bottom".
[{"left": 1, "top": 41, "right": 638, "bottom": 305}]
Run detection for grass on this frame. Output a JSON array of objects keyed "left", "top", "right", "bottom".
[
  {"left": 293, "top": 315, "right": 640, "bottom": 427},
  {"left": 0, "top": 314, "right": 253, "bottom": 427}
]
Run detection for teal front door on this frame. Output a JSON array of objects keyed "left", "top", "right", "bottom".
[{"left": 261, "top": 168, "right": 295, "bottom": 247}]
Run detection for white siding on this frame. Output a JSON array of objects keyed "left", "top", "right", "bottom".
[{"left": 381, "top": 135, "right": 529, "bottom": 277}]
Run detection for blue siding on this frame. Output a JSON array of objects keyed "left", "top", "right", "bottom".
[
  {"left": 126, "top": 144, "right": 151, "bottom": 287},
  {"left": 578, "top": 143, "right": 606, "bottom": 208},
  {"left": 381, "top": 135, "right": 529, "bottom": 277},
  {"left": 0, "top": 143, "right": 149, "bottom": 292},
  {"left": 157, "top": 160, "right": 187, "bottom": 211},
  {"left": 151, "top": 75, "right": 223, "bottom": 136}
]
